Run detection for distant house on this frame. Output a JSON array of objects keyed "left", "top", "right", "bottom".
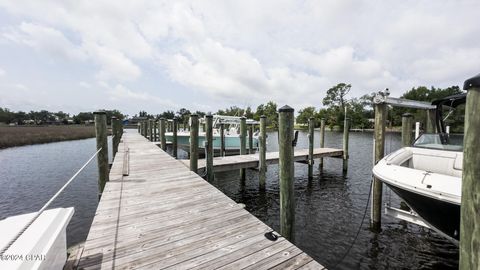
[
  {"left": 127, "top": 117, "right": 148, "bottom": 125},
  {"left": 23, "top": 119, "right": 36, "bottom": 125},
  {"left": 85, "top": 120, "right": 95, "bottom": 125}
]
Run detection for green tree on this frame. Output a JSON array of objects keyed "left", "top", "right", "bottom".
[
  {"left": 264, "top": 101, "right": 278, "bottom": 128},
  {"left": 323, "top": 83, "right": 351, "bottom": 112},
  {"left": 296, "top": 106, "right": 316, "bottom": 125}
]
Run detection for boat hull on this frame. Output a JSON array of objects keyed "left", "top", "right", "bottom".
[
  {"left": 385, "top": 183, "right": 460, "bottom": 240},
  {"left": 165, "top": 133, "right": 259, "bottom": 156}
]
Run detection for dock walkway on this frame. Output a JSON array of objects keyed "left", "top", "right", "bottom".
[
  {"left": 77, "top": 131, "right": 325, "bottom": 269},
  {"left": 181, "top": 148, "right": 343, "bottom": 172}
]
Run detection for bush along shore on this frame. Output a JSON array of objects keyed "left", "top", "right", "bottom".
[{"left": 0, "top": 125, "right": 103, "bottom": 149}]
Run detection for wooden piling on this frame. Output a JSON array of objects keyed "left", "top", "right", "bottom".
[
  {"left": 205, "top": 114, "right": 214, "bottom": 182},
  {"left": 220, "top": 123, "right": 225, "bottom": 157},
  {"left": 189, "top": 114, "right": 199, "bottom": 172},
  {"left": 141, "top": 121, "right": 146, "bottom": 137},
  {"left": 401, "top": 113, "right": 413, "bottom": 147},
  {"left": 426, "top": 109, "right": 436, "bottom": 133},
  {"left": 343, "top": 117, "right": 349, "bottom": 172},
  {"left": 111, "top": 117, "right": 119, "bottom": 157},
  {"left": 148, "top": 119, "right": 155, "bottom": 142},
  {"left": 371, "top": 103, "right": 386, "bottom": 231},
  {"left": 240, "top": 116, "right": 247, "bottom": 181},
  {"left": 319, "top": 118, "right": 325, "bottom": 169},
  {"left": 308, "top": 117, "right": 314, "bottom": 179},
  {"left": 459, "top": 73, "right": 480, "bottom": 270},
  {"left": 160, "top": 118, "right": 166, "bottom": 150},
  {"left": 172, "top": 117, "right": 178, "bottom": 158},
  {"left": 153, "top": 120, "right": 158, "bottom": 142},
  {"left": 94, "top": 111, "right": 109, "bottom": 196},
  {"left": 249, "top": 125, "right": 253, "bottom": 154},
  {"left": 278, "top": 105, "right": 295, "bottom": 241},
  {"left": 259, "top": 115, "right": 267, "bottom": 190}
]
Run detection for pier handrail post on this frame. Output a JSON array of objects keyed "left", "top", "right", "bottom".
[
  {"left": 190, "top": 114, "right": 199, "bottom": 172},
  {"left": 149, "top": 119, "right": 154, "bottom": 141},
  {"left": 308, "top": 117, "right": 315, "bottom": 179},
  {"left": 173, "top": 117, "right": 178, "bottom": 158},
  {"left": 119, "top": 118, "right": 123, "bottom": 138},
  {"left": 140, "top": 121, "right": 144, "bottom": 137},
  {"left": 259, "top": 115, "right": 267, "bottom": 190},
  {"left": 142, "top": 121, "right": 147, "bottom": 137},
  {"left": 240, "top": 116, "right": 247, "bottom": 181},
  {"left": 205, "top": 114, "right": 214, "bottom": 182},
  {"left": 319, "top": 118, "right": 325, "bottom": 169},
  {"left": 111, "top": 116, "right": 119, "bottom": 157},
  {"left": 371, "top": 103, "right": 386, "bottom": 231},
  {"left": 426, "top": 109, "right": 436, "bottom": 133},
  {"left": 343, "top": 117, "right": 349, "bottom": 172},
  {"left": 94, "top": 111, "right": 109, "bottom": 197},
  {"left": 220, "top": 123, "right": 225, "bottom": 157},
  {"left": 278, "top": 105, "right": 295, "bottom": 241},
  {"left": 248, "top": 125, "right": 254, "bottom": 154},
  {"left": 460, "top": 73, "right": 480, "bottom": 270},
  {"left": 137, "top": 122, "right": 140, "bottom": 133},
  {"left": 160, "top": 118, "right": 166, "bottom": 150},
  {"left": 401, "top": 113, "right": 413, "bottom": 147}
]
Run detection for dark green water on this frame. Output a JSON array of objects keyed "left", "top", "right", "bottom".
[{"left": 0, "top": 131, "right": 458, "bottom": 269}]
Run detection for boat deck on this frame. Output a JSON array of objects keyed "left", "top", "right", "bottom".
[
  {"left": 181, "top": 148, "right": 343, "bottom": 172},
  {"left": 77, "top": 131, "right": 325, "bottom": 269}
]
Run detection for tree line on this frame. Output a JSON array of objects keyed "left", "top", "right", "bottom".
[{"left": 0, "top": 108, "right": 124, "bottom": 125}]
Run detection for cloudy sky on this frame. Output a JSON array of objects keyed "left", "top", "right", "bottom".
[{"left": 0, "top": 0, "right": 478, "bottom": 116}]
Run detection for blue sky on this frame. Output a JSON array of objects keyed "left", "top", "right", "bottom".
[{"left": 0, "top": 0, "right": 478, "bottom": 117}]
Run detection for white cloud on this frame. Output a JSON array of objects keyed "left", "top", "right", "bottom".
[
  {"left": 0, "top": 68, "right": 5, "bottom": 77},
  {"left": 79, "top": 81, "right": 91, "bottom": 88},
  {"left": 0, "top": 0, "right": 478, "bottom": 113},
  {"left": 3, "top": 22, "right": 87, "bottom": 61}
]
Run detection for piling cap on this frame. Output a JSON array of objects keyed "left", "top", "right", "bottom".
[
  {"left": 278, "top": 105, "right": 294, "bottom": 112},
  {"left": 402, "top": 113, "right": 413, "bottom": 117},
  {"left": 260, "top": 115, "right": 266, "bottom": 118},
  {"left": 464, "top": 73, "right": 480, "bottom": 90},
  {"left": 93, "top": 110, "right": 106, "bottom": 115}
]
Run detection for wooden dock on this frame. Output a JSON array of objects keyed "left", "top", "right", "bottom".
[
  {"left": 181, "top": 148, "right": 343, "bottom": 172},
  {"left": 77, "top": 131, "right": 325, "bottom": 269}
]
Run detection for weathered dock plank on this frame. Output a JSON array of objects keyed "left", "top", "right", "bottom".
[
  {"left": 76, "top": 130, "right": 324, "bottom": 269},
  {"left": 181, "top": 147, "right": 343, "bottom": 172}
]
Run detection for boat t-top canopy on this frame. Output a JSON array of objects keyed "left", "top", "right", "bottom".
[{"left": 197, "top": 115, "right": 259, "bottom": 126}]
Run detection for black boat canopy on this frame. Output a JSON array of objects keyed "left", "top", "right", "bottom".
[{"left": 431, "top": 93, "right": 466, "bottom": 134}]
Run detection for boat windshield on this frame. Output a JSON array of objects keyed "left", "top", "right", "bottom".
[{"left": 413, "top": 133, "right": 463, "bottom": 151}]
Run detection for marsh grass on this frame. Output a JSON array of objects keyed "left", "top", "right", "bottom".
[{"left": 0, "top": 125, "right": 100, "bottom": 149}]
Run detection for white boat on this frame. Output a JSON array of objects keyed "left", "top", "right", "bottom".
[
  {"left": 0, "top": 208, "right": 74, "bottom": 270},
  {"left": 372, "top": 93, "right": 466, "bottom": 242},
  {"left": 166, "top": 115, "right": 260, "bottom": 156}
]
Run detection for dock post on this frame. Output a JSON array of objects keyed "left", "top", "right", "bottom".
[
  {"left": 401, "top": 113, "right": 413, "bottom": 147},
  {"left": 460, "top": 73, "right": 480, "bottom": 270},
  {"left": 220, "top": 123, "right": 225, "bottom": 157},
  {"left": 173, "top": 117, "right": 178, "bottom": 158},
  {"left": 111, "top": 116, "right": 119, "bottom": 157},
  {"left": 249, "top": 125, "right": 254, "bottom": 154},
  {"left": 160, "top": 118, "right": 166, "bottom": 150},
  {"left": 371, "top": 103, "right": 386, "bottom": 231},
  {"left": 319, "top": 118, "right": 325, "bottom": 169},
  {"left": 205, "top": 114, "right": 214, "bottom": 182},
  {"left": 137, "top": 122, "right": 140, "bottom": 133},
  {"left": 141, "top": 121, "right": 146, "bottom": 137},
  {"left": 149, "top": 119, "right": 153, "bottom": 141},
  {"left": 190, "top": 114, "right": 199, "bottom": 172},
  {"left": 308, "top": 117, "right": 314, "bottom": 179},
  {"left": 278, "top": 105, "right": 295, "bottom": 241},
  {"left": 240, "top": 116, "right": 247, "bottom": 181},
  {"left": 426, "top": 109, "right": 436, "bottom": 133},
  {"left": 153, "top": 119, "right": 158, "bottom": 142},
  {"left": 94, "top": 111, "right": 109, "bottom": 197},
  {"left": 343, "top": 117, "right": 349, "bottom": 172},
  {"left": 259, "top": 115, "right": 267, "bottom": 190}
]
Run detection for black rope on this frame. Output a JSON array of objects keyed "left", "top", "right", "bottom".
[{"left": 331, "top": 178, "right": 373, "bottom": 269}]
